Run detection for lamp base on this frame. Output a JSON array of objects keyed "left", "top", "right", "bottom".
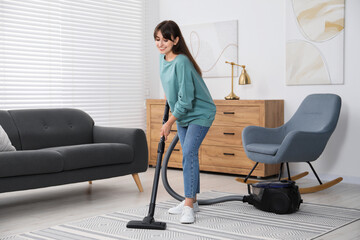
[{"left": 225, "top": 92, "right": 239, "bottom": 100}]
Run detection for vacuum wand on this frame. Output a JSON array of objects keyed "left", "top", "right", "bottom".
[
  {"left": 126, "top": 101, "right": 170, "bottom": 230},
  {"left": 146, "top": 101, "right": 169, "bottom": 218}
]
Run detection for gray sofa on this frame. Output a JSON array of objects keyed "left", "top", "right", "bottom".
[{"left": 0, "top": 108, "right": 148, "bottom": 193}]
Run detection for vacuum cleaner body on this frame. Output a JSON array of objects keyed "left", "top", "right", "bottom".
[{"left": 244, "top": 180, "right": 302, "bottom": 214}]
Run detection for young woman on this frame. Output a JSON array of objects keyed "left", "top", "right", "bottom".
[{"left": 154, "top": 20, "right": 216, "bottom": 224}]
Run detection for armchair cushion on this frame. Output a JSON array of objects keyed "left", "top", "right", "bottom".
[
  {"left": 246, "top": 143, "right": 280, "bottom": 156},
  {"left": 46, "top": 143, "right": 133, "bottom": 170}
]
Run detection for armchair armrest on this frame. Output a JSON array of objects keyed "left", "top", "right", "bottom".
[
  {"left": 242, "top": 125, "right": 284, "bottom": 146},
  {"left": 275, "top": 130, "right": 330, "bottom": 163},
  {"left": 93, "top": 126, "right": 148, "bottom": 172}
]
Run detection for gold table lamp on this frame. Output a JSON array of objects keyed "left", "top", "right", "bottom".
[{"left": 225, "top": 61, "right": 251, "bottom": 100}]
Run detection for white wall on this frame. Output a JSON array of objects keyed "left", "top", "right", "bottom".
[{"left": 148, "top": 0, "right": 360, "bottom": 183}]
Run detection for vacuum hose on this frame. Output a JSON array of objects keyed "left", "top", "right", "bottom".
[
  {"left": 159, "top": 102, "right": 301, "bottom": 214},
  {"left": 161, "top": 133, "right": 244, "bottom": 204}
]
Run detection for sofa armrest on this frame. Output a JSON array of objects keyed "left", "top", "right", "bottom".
[{"left": 93, "top": 126, "right": 148, "bottom": 173}]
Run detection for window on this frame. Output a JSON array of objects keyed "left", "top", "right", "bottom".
[{"left": 0, "top": 0, "right": 147, "bottom": 129}]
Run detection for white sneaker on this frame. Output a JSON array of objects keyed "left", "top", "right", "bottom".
[
  {"left": 168, "top": 200, "right": 200, "bottom": 215},
  {"left": 180, "top": 206, "right": 195, "bottom": 224}
]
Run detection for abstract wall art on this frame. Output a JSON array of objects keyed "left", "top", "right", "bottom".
[
  {"left": 286, "top": 0, "right": 345, "bottom": 85},
  {"left": 181, "top": 20, "right": 238, "bottom": 78}
]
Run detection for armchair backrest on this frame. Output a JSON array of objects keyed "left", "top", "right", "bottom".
[{"left": 285, "top": 94, "right": 341, "bottom": 136}]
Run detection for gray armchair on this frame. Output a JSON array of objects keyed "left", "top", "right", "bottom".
[{"left": 240, "top": 94, "right": 343, "bottom": 193}]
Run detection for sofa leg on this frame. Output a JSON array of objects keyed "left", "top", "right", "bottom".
[
  {"left": 88, "top": 181, "right": 92, "bottom": 184},
  {"left": 132, "top": 173, "right": 144, "bottom": 192}
]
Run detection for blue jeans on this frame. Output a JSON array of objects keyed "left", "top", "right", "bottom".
[{"left": 176, "top": 123, "right": 210, "bottom": 198}]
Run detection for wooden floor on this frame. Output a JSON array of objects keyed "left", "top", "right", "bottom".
[{"left": 1, "top": 168, "right": 360, "bottom": 239}]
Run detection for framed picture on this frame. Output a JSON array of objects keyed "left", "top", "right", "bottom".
[
  {"left": 182, "top": 20, "right": 238, "bottom": 78},
  {"left": 286, "top": 0, "right": 345, "bottom": 85}
]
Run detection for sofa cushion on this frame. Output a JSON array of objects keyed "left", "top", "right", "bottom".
[
  {"left": 0, "top": 150, "right": 63, "bottom": 178},
  {"left": 0, "top": 125, "right": 16, "bottom": 152},
  {"left": 47, "top": 143, "right": 133, "bottom": 170},
  {"left": 0, "top": 111, "right": 22, "bottom": 150},
  {"left": 8, "top": 109, "right": 94, "bottom": 150}
]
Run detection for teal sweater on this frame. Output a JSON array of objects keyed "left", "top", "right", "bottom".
[{"left": 160, "top": 54, "right": 216, "bottom": 127}]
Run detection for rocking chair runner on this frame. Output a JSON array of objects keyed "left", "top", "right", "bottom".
[{"left": 238, "top": 94, "right": 343, "bottom": 194}]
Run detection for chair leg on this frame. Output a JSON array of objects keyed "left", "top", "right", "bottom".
[
  {"left": 244, "top": 162, "right": 259, "bottom": 183},
  {"left": 238, "top": 161, "right": 341, "bottom": 193},
  {"left": 278, "top": 163, "right": 284, "bottom": 181},
  {"left": 286, "top": 162, "right": 291, "bottom": 181},
  {"left": 307, "top": 161, "right": 323, "bottom": 185},
  {"left": 298, "top": 162, "right": 343, "bottom": 193},
  {"left": 282, "top": 171, "right": 309, "bottom": 181},
  {"left": 299, "top": 177, "right": 343, "bottom": 194}
]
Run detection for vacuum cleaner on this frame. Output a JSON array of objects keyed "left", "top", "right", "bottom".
[
  {"left": 126, "top": 101, "right": 170, "bottom": 230},
  {"left": 127, "top": 101, "right": 302, "bottom": 230}
]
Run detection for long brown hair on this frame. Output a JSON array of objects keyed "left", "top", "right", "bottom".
[{"left": 154, "top": 20, "right": 202, "bottom": 77}]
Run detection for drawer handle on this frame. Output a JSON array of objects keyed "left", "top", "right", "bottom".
[
  {"left": 223, "top": 112, "right": 235, "bottom": 114},
  {"left": 173, "top": 149, "right": 180, "bottom": 152},
  {"left": 170, "top": 130, "right": 177, "bottom": 132},
  {"left": 223, "top": 132, "right": 235, "bottom": 135},
  {"left": 223, "top": 153, "right": 235, "bottom": 156}
]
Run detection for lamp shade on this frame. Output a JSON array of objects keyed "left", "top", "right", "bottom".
[{"left": 239, "top": 68, "right": 251, "bottom": 85}]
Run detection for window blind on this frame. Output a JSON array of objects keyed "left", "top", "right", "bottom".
[{"left": 0, "top": 0, "right": 147, "bottom": 129}]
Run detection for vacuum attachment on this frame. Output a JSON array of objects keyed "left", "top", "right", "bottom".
[
  {"left": 243, "top": 180, "right": 302, "bottom": 214},
  {"left": 127, "top": 216, "right": 166, "bottom": 230}
]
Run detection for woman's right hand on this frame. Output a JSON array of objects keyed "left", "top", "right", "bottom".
[{"left": 160, "top": 122, "right": 171, "bottom": 141}]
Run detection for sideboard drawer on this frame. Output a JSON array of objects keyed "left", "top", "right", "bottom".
[
  {"left": 213, "top": 105, "right": 260, "bottom": 126},
  {"left": 203, "top": 125, "right": 243, "bottom": 147},
  {"left": 201, "top": 145, "right": 257, "bottom": 169},
  {"left": 150, "top": 141, "right": 182, "bottom": 164}
]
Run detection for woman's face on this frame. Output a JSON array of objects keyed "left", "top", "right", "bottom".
[{"left": 155, "top": 31, "right": 176, "bottom": 56}]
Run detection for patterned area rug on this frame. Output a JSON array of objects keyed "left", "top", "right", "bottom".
[{"left": 3, "top": 191, "right": 360, "bottom": 240}]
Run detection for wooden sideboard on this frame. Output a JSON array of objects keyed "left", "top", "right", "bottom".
[{"left": 146, "top": 99, "right": 284, "bottom": 177}]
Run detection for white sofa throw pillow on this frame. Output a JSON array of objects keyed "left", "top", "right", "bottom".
[{"left": 0, "top": 125, "right": 16, "bottom": 152}]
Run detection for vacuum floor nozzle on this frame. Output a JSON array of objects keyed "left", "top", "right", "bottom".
[{"left": 126, "top": 216, "right": 166, "bottom": 230}]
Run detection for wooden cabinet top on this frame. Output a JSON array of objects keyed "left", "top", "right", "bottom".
[{"left": 147, "top": 99, "right": 284, "bottom": 105}]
